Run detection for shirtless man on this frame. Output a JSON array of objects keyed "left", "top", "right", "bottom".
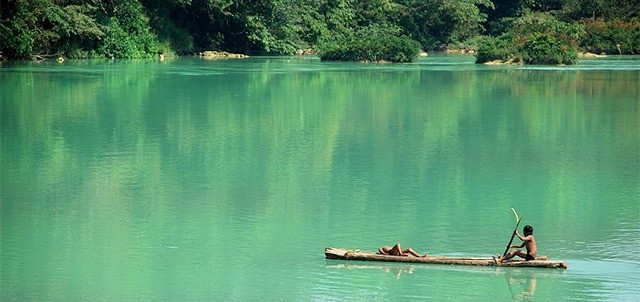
[
  {"left": 379, "top": 243, "right": 426, "bottom": 257},
  {"left": 497, "top": 225, "right": 537, "bottom": 262}
]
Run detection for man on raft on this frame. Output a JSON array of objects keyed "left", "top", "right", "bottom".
[
  {"left": 378, "top": 243, "right": 427, "bottom": 257},
  {"left": 496, "top": 225, "right": 537, "bottom": 262}
]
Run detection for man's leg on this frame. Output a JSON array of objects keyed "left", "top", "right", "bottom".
[
  {"left": 389, "top": 243, "right": 403, "bottom": 255},
  {"left": 514, "top": 250, "right": 528, "bottom": 260},
  {"left": 498, "top": 250, "right": 517, "bottom": 262},
  {"left": 403, "top": 248, "right": 425, "bottom": 257}
]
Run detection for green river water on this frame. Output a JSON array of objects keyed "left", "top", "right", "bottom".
[{"left": 1, "top": 55, "right": 639, "bottom": 301}]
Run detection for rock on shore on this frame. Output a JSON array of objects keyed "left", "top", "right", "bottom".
[
  {"left": 578, "top": 52, "right": 607, "bottom": 58},
  {"left": 483, "top": 58, "right": 523, "bottom": 65},
  {"left": 199, "top": 51, "right": 248, "bottom": 59}
]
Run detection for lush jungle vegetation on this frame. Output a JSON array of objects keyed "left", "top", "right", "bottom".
[{"left": 0, "top": 0, "right": 638, "bottom": 63}]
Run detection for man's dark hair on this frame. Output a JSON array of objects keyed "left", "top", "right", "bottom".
[{"left": 523, "top": 225, "right": 533, "bottom": 236}]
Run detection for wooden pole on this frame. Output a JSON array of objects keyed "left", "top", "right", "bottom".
[{"left": 502, "top": 208, "right": 522, "bottom": 258}]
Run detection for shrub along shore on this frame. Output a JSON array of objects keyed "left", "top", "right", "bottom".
[{"left": 1, "top": 0, "right": 638, "bottom": 64}]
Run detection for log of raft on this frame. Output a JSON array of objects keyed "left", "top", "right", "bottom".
[{"left": 325, "top": 247, "right": 568, "bottom": 269}]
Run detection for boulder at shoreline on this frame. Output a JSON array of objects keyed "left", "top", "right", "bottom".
[
  {"left": 199, "top": 51, "right": 248, "bottom": 59},
  {"left": 578, "top": 52, "right": 607, "bottom": 58}
]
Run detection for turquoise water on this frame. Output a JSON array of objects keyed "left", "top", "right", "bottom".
[{"left": 1, "top": 55, "right": 639, "bottom": 301}]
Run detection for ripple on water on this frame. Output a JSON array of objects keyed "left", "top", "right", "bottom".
[{"left": 563, "top": 259, "right": 640, "bottom": 301}]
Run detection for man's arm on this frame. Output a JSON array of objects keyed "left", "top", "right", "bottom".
[
  {"left": 509, "top": 231, "right": 531, "bottom": 249},
  {"left": 510, "top": 243, "right": 525, "bottom": 248},
  {"left": 515, "top": 231, "right": 532, "bottom": 242}
]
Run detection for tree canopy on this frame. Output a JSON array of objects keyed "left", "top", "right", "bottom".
[{"left": 1, "top": 0, "right": 638, "bottom": 62}]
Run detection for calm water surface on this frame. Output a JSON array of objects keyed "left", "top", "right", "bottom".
[{"left": 1, "top": 55, "right": 639, "bottom": 301}]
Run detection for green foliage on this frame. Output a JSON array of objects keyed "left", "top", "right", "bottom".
[
  {"left": 321, "top": 0, "right": 357, "bottom": 34},
  {"left": 0, "top": 0, "right": 103, "bottom": 59},
  {"left": 354, "top": 0, "right": 403, "bottom": 26},
  {"left": 474, "top": 35, "right": 516, "bottom": 63},
  {"left": 510, "top": 12, "right": 581, "bottom": 44},
  {"left": 397, "top": 0, "right": 493, "bottom": 50},
  {"left": 0, "top": 3, "right": 35, "bottom": 59},
  {"left": 439, "top": 0, "right": 495, "bottom": 44},
  {"left": 1, "top": 0, "right": 638, "bottom": 60},
  {"left": 0, "top": 0, "right": 159, "bottom": 59},
  {"left": 318, "top": 25, "right": 420, "bottom": 62},
  {"left": 57, "top": 5, "right": 105, "bottom": 59},
  {"left": 520, "top": 32, "right": 577, "bottom": 64},
  {"left": 560, "top": 0, "right": 639, "bottom": 20},
  {"left": 250, "top": 0, "right": 329, "bottom": 54},
  {"left": 142, "top": 0, "right": 195, "bottom": 54},
  {"left": 475, "top": 12, "right": 579, "bottom": 65},
  {"left": 246, "top": 14, "right": 298, "bottom": 54},
  {"left": 100, "top": 18, "right": 137, "bottom": 58},
  {"left": 98, "top": 0, "right": 159, "bottom": 58},
  {"left": 153, "top": 20, "right": 194, "bottom": 54},
  {"left": 513, "top": 12, "right": 580, "bottom": 64},
  {"left": 578, "top": 18, "right": 640, "bottom": 54}
]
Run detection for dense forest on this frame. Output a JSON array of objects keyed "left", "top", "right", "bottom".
[{"left": 0, "top": 0, "right": 638, "bottom": 62}]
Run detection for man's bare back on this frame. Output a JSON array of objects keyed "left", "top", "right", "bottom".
[{"left": 520, "top": 233, "right": 537, "bottom": 260}]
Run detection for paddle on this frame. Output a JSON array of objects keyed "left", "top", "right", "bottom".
[{"left": 502, "top": 208, "right": 523, "bottom": 258}]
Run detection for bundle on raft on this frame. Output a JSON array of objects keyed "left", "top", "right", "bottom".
[{"left": 325, "top": 247, "right": 568, "bottom": 269}]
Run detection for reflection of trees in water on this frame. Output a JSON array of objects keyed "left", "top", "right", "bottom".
[{"left": 3, "top": 59, "right": 637, "bottom": 261}]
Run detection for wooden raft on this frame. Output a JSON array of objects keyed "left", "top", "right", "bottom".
[{"left": 325, "top": 247, "right": 568, "bottom": 269}]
